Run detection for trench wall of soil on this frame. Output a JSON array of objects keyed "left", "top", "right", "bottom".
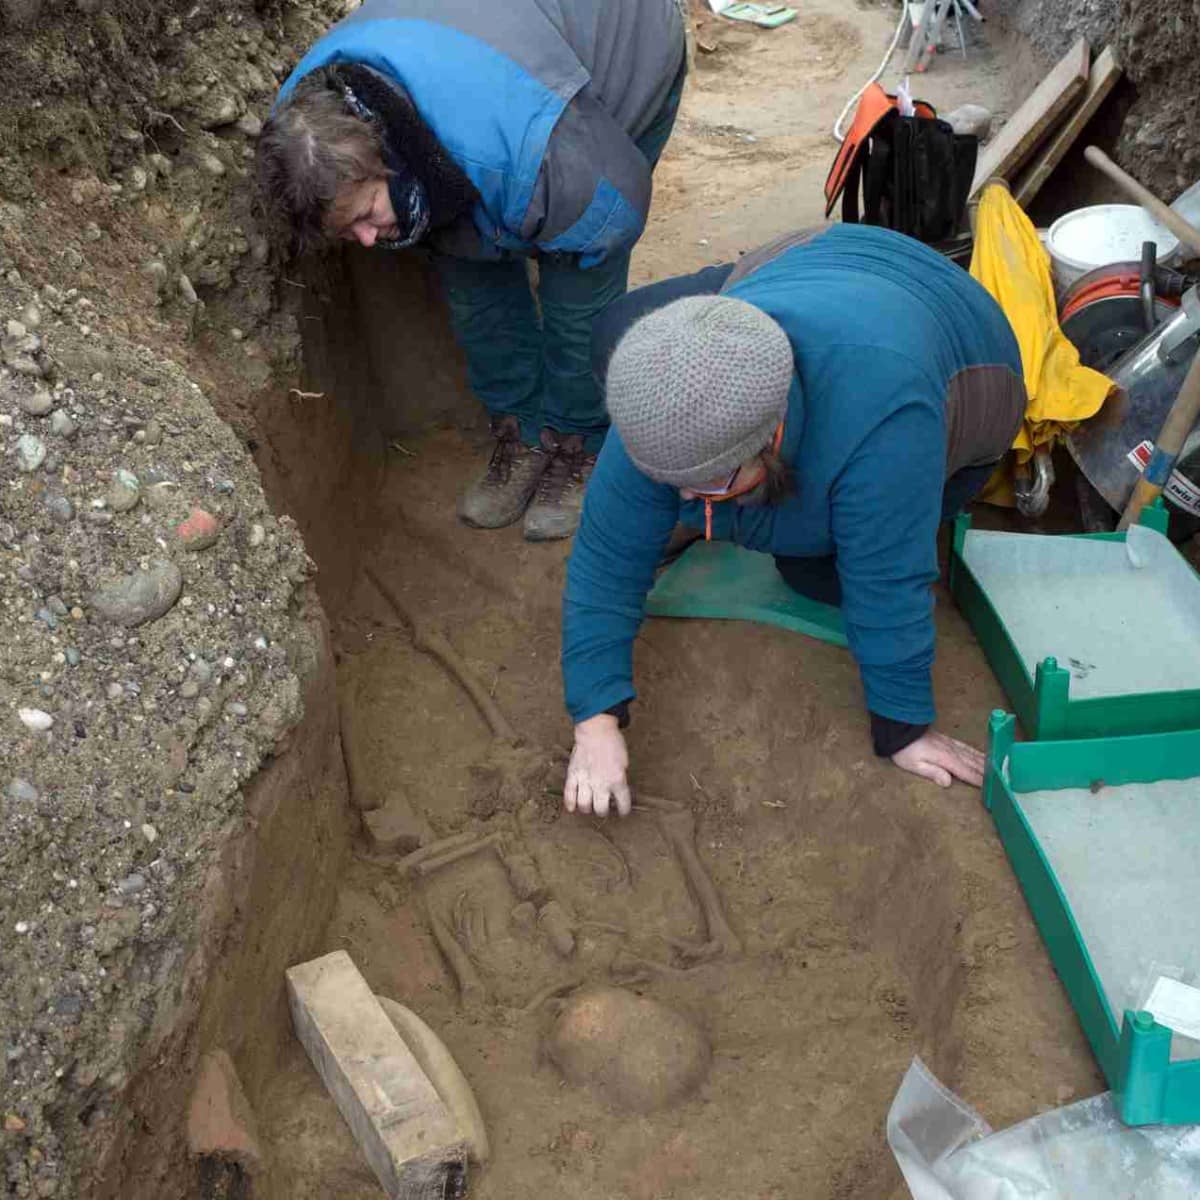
[
  {"left": 253, "top": 249, "right": 472, "bottom": 617},
  {"left": 998, "top": 0, "right": 1200, "bottom": 212}
]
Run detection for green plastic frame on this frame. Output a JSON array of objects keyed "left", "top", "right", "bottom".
[
  {"left": 985, "top": 711, "right": 1200, "bottom": 1126},
  {"left": 950, "top": 502, "right": 1200, "bottom": 739}
]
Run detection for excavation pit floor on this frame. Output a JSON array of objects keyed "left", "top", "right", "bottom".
[
  {"left": 256, "top": 433, "right": 1104, "bottom": 1200},
  {"left": 254, "top": 3, "right": 1103, "bottom": 1196}
]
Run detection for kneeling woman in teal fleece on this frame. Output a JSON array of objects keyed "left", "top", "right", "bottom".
[{"left": 560, "top": 225, "right": 1026, "bottom": 816}]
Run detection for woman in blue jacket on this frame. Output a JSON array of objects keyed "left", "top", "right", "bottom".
[
  {"left": 258, "top": 0, "right": 686, "bottom": 541},
  {"left": 561, "top": 225, "right": 1026, "bottom": 816}
]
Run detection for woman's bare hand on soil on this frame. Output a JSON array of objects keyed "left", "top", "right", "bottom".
[
  {"left": 891, "top": 729, "right": 985, "bottom": 788},
  {"left": 564, "top": 713, "right": 631, "bottom": 817}
]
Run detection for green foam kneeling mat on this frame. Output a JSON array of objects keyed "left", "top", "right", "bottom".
[{"left": 645, "top": 540, "right": 847, "bottom": 648}]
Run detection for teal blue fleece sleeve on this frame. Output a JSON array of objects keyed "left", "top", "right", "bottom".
[
  {"left": 832, "top": 400, "right": 944, "bottom": 725},
  {"left": 562, "top": 431, "right": 680, "bottom": 723}
]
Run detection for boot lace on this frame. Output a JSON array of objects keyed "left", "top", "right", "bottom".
[
  {"left": 536, "top": 436, "right": 589, "bottom": 503},
  {"left": 485, "top": 432, "right": 521, "bottom": 486}
]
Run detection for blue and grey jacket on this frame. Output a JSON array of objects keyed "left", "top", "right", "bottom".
[{"left": 276, "top": 0, "right": 685, "bottom": 266}]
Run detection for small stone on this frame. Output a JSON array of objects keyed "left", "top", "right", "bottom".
[
  {"left": 106, "top": 682, "right": 124, "bottom": 700},
  {"left": 16, "top": 434, "right": 46, "bottom": 472},
  {"left": 226, "top": 701, "right": 248, "bottom": 717},
  {"left": 944, "top": 103, "right": 992, "bottom": 141},
  {"left": 148, "top": 153, "right": 172, "bottom": 178},
  {"left": 143, "top": 420, "right": 162, "bottom": 446},
  {"left": 20, "top": 304, "right": 41, "bottom": 329},
  {"left": 89, "top": 560, "right": 183, "bottom": 628},
  {"left": 143, "top": 481, "right": 179, "bottom": 510},
  {"left": 178, "top": 274, "right": 199, "bottom": 305},
  {"left": 7, "top": 779, "right": 38, "bottom": 804},
  {"left": 125, "top": 164, "right": 149, "bottom": 193},
  {"left": 17, "top": 389, "right": 53, "bottom": 416},
  {"left": 235, "top": 113, "right": 262, "bottom": 139},
  {"left": 230, "top": 327, "right": 245, "bottom": 342},
  {"left": 48, "top": 596, "right": 68, "bottom": 616},
  {"left": 198, "top": 94, "right": 242, "bottom": 130},
  {"left": 176, "top": 507, "right": 220, "bottom": 550},
  {"left": 143, "top": 260, "right": 169, "bottom": 289},
  {"left": 6, "top": 318, "right": 26, "bottom": 339},
  {"left": 142, "top": 824, "right": 158, "bottom": 843},
  {"left": 199, "top": 153, "right": 226, "bottom": 178},
  {"left": 14, "top": 922, "right": 30, "bottom": 935},
  {"left": 65, "top": 648, "right": 81, "bottom": 666},
  {"left": 106, "top": 469, "right": 141, "bottom": 513},
  {"left": 180, "top": 680, "right": 199, "bottom": 699},
  {"left": 84, "top": 222, "right": 102, "bottom": 243},
  {"left": 70, "top": 607, "right": 84, "bottom": 620},
  {"left": 49, "top": 410, "right": 78, "bottom": 438},
  {"left": 45, "top": 495, "right": 74, "bottom": 523},
  {"left": 18, "top": 708, "right": 53, "bottom": 732},
  {"left": 53, "top": 992, "right": 84, "bottom": 1023},
  {"left": 35, "top": 607, "right": 58, "bottom": 630},
  {"left": 214, "top": 479, "right": 235, "bottom": 494},
  {"left": 190, "top": 658, "right": 213, "bottom": 684},
  {"left": 117, "top": 873, "right": 146, "bottom": 895},
  {"left": 248, "top": 523, "right": 265, "bottom": 548},
  {"left": 4, "top": 1114, "right": 26, "bottom": 1133}
]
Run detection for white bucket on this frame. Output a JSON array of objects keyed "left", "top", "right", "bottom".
[{"left": 1046, "top": 205, "right": 1179, "bottom": 296}]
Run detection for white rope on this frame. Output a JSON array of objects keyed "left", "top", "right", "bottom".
[{"left": 832, "top": 2, "right": 910, "bottom": 143}]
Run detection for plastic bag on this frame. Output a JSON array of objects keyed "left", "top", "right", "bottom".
[{"left": 888, "top": 1058, "right": 1200, "bottom": 1200}]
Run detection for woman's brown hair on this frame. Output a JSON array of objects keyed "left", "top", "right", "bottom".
[
  {"left": 759, "top": 445, "right": 794, "bottom": 504},
  {"left": 256, "top": 70, "right": 389, "bottom": 252}
]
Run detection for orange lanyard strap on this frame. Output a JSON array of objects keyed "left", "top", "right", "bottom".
[{"left": 700, "top": 420, "right": 785, "bottom": 542}]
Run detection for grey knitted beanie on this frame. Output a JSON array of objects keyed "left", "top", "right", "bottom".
[{"left": 606, "top": 296, "right": 794, "bottom": 489}]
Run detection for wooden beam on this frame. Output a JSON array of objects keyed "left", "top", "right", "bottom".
[
  {"left": 970, "top": 37, "right": 1091, "bottom": 197},
  {"left": 1013, "top": 46, "right": 1122, "bottom": 209},
  {"left": 287, "top": 951, "right": 467, "bottom": 1198}
]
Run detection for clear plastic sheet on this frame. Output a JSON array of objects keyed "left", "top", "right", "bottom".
[
  {"left": 888, "top": 1058, "right": 1200, "bottom": 1200},
  {"left": 961, "top": 527, "right": 1200, "bottom": 699}
]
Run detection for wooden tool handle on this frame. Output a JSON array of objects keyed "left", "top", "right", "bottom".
[
  {"left": 1118, "top": 349, "right": 1200, "bottom": 530},
  {"left": 1083, "top": 145, "right": 1200, "bottom": 259}
]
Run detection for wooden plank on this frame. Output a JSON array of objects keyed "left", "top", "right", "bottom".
[
  {"left": 1013, "top": 46, "right": 1122, "bottom": 209},
  {"left": 287, "top": 950, "right": 467, "bottom": 1199},
  {"left": 970, "top": 37, "right": 1091, "bottom": 197}
]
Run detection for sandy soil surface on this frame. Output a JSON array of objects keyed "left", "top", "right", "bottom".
[{"left": 252, "top": 9, "right": 1106, "bottom": 1199}]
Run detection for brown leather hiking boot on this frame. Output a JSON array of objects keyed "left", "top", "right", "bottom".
[
  {"left": 523, "top": 428, "right": 596, "bottom": 542},
  {"left": 458, "top": 415, "right": 550, "bottom": 529}
]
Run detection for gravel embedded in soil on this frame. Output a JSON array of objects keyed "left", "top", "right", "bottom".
[{"left": 0, "top": 254, "right": 316, "bottom": 1197}]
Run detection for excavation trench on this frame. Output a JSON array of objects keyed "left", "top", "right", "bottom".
[
  {"left": 188, "top": 244, "right": 1104, "bottom": 1200},
  {"left": 5, "top": 0, "right": 1193, "bottom": 1193}
]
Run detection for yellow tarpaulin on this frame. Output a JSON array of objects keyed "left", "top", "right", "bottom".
[{"left": 969, "top": 182, "right": 1114, "bottom": 505}]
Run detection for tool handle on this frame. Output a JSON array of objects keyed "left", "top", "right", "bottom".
[
  {"left": 1118, "top": 349, "right": 1200, "bottom": 530},
  {"left": 1084, "top": 146, "right": 1200, "bottom": 260}
]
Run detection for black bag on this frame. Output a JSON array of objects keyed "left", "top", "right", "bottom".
[{"left": 833, "top": 108, "right": 978, "bottom": 246}]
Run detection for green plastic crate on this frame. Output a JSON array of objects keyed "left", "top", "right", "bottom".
[
  {"left": 950, "top": 503, "right": 1200, "bottom": 740},
  {"left": 984, "top": 711, "right": 1200, "bottom": 1127}
]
